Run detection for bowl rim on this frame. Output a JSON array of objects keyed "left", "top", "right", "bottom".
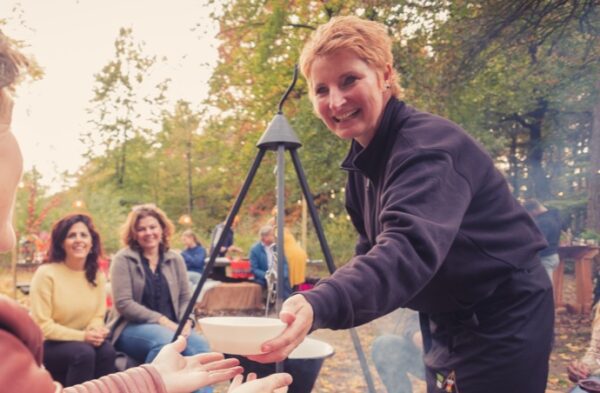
[
  {"left": 198, "top": 316, "right": 286, "bottom": 328},
  {"left": 288, "top": 337, "right": 335, "bottom": 360}
]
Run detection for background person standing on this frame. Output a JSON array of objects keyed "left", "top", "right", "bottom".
[{"left": 524, "top": 198, "right": 562, "bottom": 284}]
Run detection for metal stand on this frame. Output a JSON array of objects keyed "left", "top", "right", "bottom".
[{"left": 174, "top": 66, "right": 376, "bottom": 393}]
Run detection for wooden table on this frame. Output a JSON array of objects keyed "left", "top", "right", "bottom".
[
  {"left": 553, "top": 245, "right": 600, "bottom": 314},
  {"left": 13, "top": 262, "right": 43, "bottom": 296},
  {"left": 196, "top": 281, "right": 264, "bottom": 312}
]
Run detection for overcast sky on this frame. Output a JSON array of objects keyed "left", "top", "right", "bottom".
[{"left": 1, "top": 0, "right": 220, "bottom": 192}]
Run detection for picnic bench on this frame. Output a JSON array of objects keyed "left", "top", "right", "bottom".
[
  {"left": 196, "top": 281, "right": 263, "bottom": 313},
  {"left": 13, "top": 261, "right": 42, "bottom": 296},
  {"left": 553, "top": 245, "right": 600, "bottom": 314}
]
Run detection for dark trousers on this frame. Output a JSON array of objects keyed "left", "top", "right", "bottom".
[
  {"left": 422, "top": 263, "right": 554, "bottom": 392},
  {"left": 43, "top": 340, "right": 116, "bottom": 387}
]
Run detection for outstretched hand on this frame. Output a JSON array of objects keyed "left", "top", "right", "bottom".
[
  {"left": 152, "top": 336, "right": 243, "bottom": 393},
  {"left": 228, "top": 372, "right": 292, "bottom": 393},
  {"left": 248, "top": 294, "right": 314, "bottom": 363}
]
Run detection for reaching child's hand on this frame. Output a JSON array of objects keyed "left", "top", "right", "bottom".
[
  {"left": 151, "top": 336, "right": 243, "bottom": 393},
  {"left": 227, "top": 372, "right": 292, "bottom": 393}
]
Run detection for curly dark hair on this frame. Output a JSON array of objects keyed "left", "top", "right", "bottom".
[{"left": 47, "top": 213, "right": 103, "bottom": 286}]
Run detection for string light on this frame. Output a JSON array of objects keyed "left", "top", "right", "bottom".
[{"left": 178, "top": 214, "right": 192, "bottom": 225}]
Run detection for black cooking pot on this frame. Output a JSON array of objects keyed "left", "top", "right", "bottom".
[{"left": 227, "top": 337, "right": 334, "bottom": 393}]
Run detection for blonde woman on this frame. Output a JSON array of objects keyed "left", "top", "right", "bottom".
[
  {"left": 107, "top": 204, "right": 212, "bottom": 393},
  {"left": 255, "top": 16, "right": 553, "bottom": 393}
]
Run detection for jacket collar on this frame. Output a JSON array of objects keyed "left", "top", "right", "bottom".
[{"left": 341, "top": 97, "right": 408, "bottom": 180}]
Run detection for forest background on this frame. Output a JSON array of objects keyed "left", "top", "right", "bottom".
[{"left": 0, "top": 0, "right": 598, "bottom": 266}]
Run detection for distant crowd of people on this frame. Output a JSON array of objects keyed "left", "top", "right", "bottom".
[
  {"left": 21, "top": 203, "right": 304, "bottom": 392},
  {"left": 25, "top": 203, "right": 310, "bottom": 390}
]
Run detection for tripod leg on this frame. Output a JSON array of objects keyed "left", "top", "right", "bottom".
[
  {"left": 275, "top": 145, "right": 286, "bottom": 313},
  {"left": 265, "top": 288, "right": 271, "bottom": 317},
  {"left": 289, "top": 149, "right": 377, "bottom": 393},
  {"left": 289, "top": 150, "right": 336, "bottom": 274},
  {"left": 173, "top": 148, "right": 267, "bottom": 340}
]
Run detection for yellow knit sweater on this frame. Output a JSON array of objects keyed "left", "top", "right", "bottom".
[{"left": 30, "top": 262, "right": 107, "bottom": 341}]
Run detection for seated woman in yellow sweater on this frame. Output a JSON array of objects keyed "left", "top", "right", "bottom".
[{"left": 30, "top": 213, "right": 116, "bottom": 387}]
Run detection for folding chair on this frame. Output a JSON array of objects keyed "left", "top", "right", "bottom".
[{"left": 265, "top": 244, "right": 278, "bottom": 316}]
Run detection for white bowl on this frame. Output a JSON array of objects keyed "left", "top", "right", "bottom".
[{"left": 198, "top": 316, "right": 287, "bottom": 355}]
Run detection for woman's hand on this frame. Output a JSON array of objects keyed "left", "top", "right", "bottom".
[
  {"left": 99, "top": 326, "right": 110, "bottom": 337},
  {"left": 228, "top": 372, "right": 292, "bottom": 393},
  {"left": 158, "top": 316, "right": 193, "bottom": 337},
  {"left": 90, "top": 326, "right": 110, "bottom": 338},
  {"left": 159, "top": 316, "right": 192, "bottom": 337},
  {"left": 248, "top": 294, "right": 314, "bottom": 363},
  {"left": 152, "top": 335, "right": 243, "bottom": 393},
  {"left": 158, "top": 315, "right": 179, "bottom": 331},
  {"left": 84, "top": 327, "right": 106, "bottom": 347},
  {"left": 181, "top": 320, "right": 192, "bottom": 337}
]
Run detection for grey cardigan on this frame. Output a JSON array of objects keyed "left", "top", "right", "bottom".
[{"left": 107, "top": 247, "right": 192, "bottom": 345}]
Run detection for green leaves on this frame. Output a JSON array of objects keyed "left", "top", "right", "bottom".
[{"left": 15, "top": 1, "right": 599, "bottom": 254}]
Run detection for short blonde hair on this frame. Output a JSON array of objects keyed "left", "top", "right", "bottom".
[
  {"left": 182, "top": 229, "right": 201, "bottom": 246},
  {"left": 299, "top": 16, "right": 401, "bottom": 98},
  {"left": 121, "top": 204, "right": 175, "bottom": 251}
]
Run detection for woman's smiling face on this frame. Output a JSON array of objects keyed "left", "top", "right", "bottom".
[
  {"left": 135, "top": 215, "right": 163, "bottom": 253},
  {"left": 309, "top": 49, "right": 391, "bottom": 147},
  {"left": 62, "top": 221, "right": 92, "bottom": 262}
]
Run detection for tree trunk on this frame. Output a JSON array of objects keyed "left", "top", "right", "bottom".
[
  {"left": 587, "top": 81, "right": 600, "bottom": 234},
  {"left": 118, "top": 126, "right": 127, "bottom": 187},
  {"left": 526, "top": 98, "right": 550, "bottom": 199},
  {"left": 508, "top": 133, "right": 519, "bottom": 195},
  {"left": 186, "top": 137, "right": 193, "bottom": 214},
  {"left": 118, "top": 141, "right": 126, "bottom": 186}
]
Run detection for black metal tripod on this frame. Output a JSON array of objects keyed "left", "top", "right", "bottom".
[{"left": 174, "top": 66, "right": 376, "bottom": 393}]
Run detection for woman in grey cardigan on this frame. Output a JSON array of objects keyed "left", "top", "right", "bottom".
[{"left": 108, "top": 204, "right": 212, "bottom": 393}]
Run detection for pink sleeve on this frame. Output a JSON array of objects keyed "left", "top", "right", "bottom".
[
  {"left": 63, "top": 365, "right": 167, "bottom": 393},
  {"left": 0, "top": 330, "right": 60, "bottom": 393},
  {"left": 0, "top": 296, "right": 59, "bottom": 393}
]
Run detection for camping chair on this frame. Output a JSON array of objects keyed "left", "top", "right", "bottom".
[{"left": 265, "top": 244, "right": 278, "bottom": 316}]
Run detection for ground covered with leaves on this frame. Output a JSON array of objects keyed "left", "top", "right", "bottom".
[
  {"left": 0, "top": 267, "right": 592, "bottom": 392},
  {"left": 206, "top": 275, "right": 589, "bottom": 393},
  {"left": 207, "top": 309, "right": 590, "bottom": 393}
]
